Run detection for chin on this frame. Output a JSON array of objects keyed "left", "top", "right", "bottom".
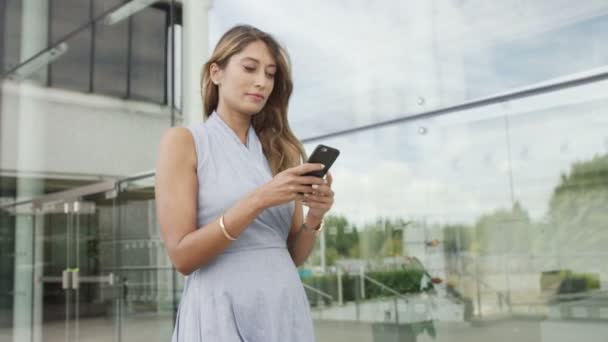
[{"left": 241, "top": 104, "right": 265, "bottom": 116}]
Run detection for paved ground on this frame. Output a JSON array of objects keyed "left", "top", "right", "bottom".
[{"left": 2, "top": 315, "right": 607, "bottom": 342}]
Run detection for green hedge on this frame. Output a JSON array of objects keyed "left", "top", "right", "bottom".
[
  {"left": 541, "top": 269, "right": 600, "bottom": 294},
  {"left": 302, "top": 269, "right": 428, "bottom": 306}
]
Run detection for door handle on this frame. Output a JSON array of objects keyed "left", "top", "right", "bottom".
[
  {"left": 71, "top": 269, "right": 115, "bottom": 289},
  {"left": 36, "top": 269, "right": 115, "bottom": 290},
  {"left": 36, "top": 269, "right": 71, "bottom": 290}
]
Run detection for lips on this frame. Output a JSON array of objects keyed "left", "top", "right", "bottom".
[{"left": 246, "top": 93, "right": 264, "bottom": 100}]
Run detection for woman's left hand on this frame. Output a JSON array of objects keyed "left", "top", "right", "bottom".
[{"left": 303, "top": 171, "right": 334, "bottom": 221}]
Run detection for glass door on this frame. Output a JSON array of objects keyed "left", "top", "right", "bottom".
[{"left": 34, "top": 198, "right": 118, "bottom": 342}]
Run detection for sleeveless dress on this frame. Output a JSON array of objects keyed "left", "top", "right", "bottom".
[{"left": 171, "top": 112, "right": 315, "bottom": 341}]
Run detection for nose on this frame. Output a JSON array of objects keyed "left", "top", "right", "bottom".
[{"left": 254, "top": 70, "right": 269, "bottom": 90}]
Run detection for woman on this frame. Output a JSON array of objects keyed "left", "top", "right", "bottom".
[{"left": 155, "top": 24, "right": 335, "bottom": 341}]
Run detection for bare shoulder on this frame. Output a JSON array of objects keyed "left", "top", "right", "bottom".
[
  {"left": 157, "top": 127, "right": 197, "bottom": 167},
  {"left": 155, "top": 127, "right": 199, "bottom": 261}
]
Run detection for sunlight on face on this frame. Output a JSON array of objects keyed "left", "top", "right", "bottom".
[{"left": 217, "top": 40, "right": 277, "bottom": 116}]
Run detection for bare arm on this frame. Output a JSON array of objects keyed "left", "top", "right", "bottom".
[
  {"left": 287, "top": 201, "right": 323, "bottom": 267},
  {"left": 287, "top": 172, "right": 335, "bottom": 267},
  {"left": 155, "top": 127, "right": 265, "bottom": 275},
  {"left": 156, "top": 127, "right": 326, "bottom": 275}
]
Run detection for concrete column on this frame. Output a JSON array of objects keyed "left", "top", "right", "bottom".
[
  {"left": 181, "top": 0, "right": 213, "bottom": 126},
  {"left": 13, "top": 1, "right": 49, "bottom": 342}
]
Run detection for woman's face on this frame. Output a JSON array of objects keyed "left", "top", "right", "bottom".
[{"left": 212, "top": 40, "right": 277, "bottom": 116}]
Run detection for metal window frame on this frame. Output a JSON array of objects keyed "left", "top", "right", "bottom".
[{"left": 46, "top": 0, "right": 94, "bottom": 92}]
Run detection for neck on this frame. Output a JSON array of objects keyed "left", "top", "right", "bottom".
[{"left": 215, "top": 104, "right": 251, "bottom": 145}]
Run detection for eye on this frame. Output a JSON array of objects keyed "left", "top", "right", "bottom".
[
  {"left": 243, "top": 66, "right": 256, "bottom": 72},
  {"left": 266, "top": 72, "right": 276, "bottom": 79}
]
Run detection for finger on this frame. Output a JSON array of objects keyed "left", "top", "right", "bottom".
[
  {"left": 303, "top": 194, "right": 332, "bottom": 204},
  {"left": 302, "top": 201, "right": 330, "bottom": 210},
  {"left": 290, "top": 163, "right": 325, "bottom": 175},
  {"left": 290, "top": 184, "right": 315, "bottom": 195},
  {"left": 325, "top": 172, "right": 333, "bottom": 187},
  {"left": 294, "top": 176, "right": 326, "bottom": 186},
  {"left": 310, "top": 184, "right": 333, "bottom": 197}
]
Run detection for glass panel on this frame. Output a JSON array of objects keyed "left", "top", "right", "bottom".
[
  {"left": 210, "top": 1, "right": 608, "bottom": 138},
  {"left": 93, "top": 0, "right": 125, "bottom": 18},
  {"left": 49, "top": 0, "right": 91, "bottom": 91},
  {"left": 70, "top": 194, "right": 118, "bottom": 342},
  {"left": 0, "top": 202, "right": 44, "bottom": 342},
  {"left": 298, "top": 81, "right": 608, "bottom": 341},
  {"left": 37, "top": 206, "right": 70, "bottom": 342},
  {"left": 49, "top": 27, "right": 92, "bottom": 93},
  {"left": 115, "top": 175, "right": 178, "bottom": 342},
  {"left": 130, "top": 8, "right": 167, "bottom": 103},
  {"left": 300, "top": 102, "right": 511, "bottom": 340},
  {"left": 50, "top": 0, "right": 91, "bottom": 43},
  {"left": 2, "top": 0, "right": 23, "bottom": 73},
  {"left": 93, "top": 19, "right": 128, "bottom": 98},
  {"left": 0, "top": 206, "right": 18, "bottom": 341},
  {"left": 505, "top": 82, "right": 608, "bottom": 329},
  {"left": 1, "top": 0, "right": 180, "bottom": 340}
]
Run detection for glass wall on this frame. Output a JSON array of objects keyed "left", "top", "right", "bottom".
[
  {"left": 300, "top": 81, "right": 608, "bottom": 341},
  {"left": 208, "top": 0, "right": 608, "bottom": 138},
  {"left": 2, "top": 0, "right": 608, "bottom": 341},
  {"left": 1, "top": 1, "right": 183, "bottom": 341},
  {"left": 0, "top": 176, "right": 177, "bottom": 342}
]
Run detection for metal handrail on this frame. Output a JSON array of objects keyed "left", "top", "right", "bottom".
[
  {"left": 299, "top": 66, "right": 608, "bottom": 143},
  {"left": 0, "top": 180, "right": 116, "bottom": 209},
  {"left": 361, "top": 274, "right": 412, "bottom": 302},
  {"left": 102, "top": 266, "right": 175, "bottom": 272},
  {"left": 302, "top": 284, "right": 334, "bottom": 301}
]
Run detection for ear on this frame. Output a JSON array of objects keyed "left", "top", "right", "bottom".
[{"left": 210, "top": 62, "right": 223, "bottom": 86}]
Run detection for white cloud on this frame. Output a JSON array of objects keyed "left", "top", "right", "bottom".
[{"left": 209, "top": 0, "right": 608, "bottom": 228}]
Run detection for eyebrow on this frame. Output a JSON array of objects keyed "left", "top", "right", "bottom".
[{"left": 241, "top": 57, "right": 276, "bottom": 68}]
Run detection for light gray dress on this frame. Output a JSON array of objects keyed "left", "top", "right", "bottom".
[{"left": 171, "top": 112, "right": 315, "bottom": 341}]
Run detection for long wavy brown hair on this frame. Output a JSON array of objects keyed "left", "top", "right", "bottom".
[{"left": 201, "top": 25, "right": 307, "bottom": 176}]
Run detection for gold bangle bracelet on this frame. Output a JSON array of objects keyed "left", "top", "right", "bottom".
[
  {"left": 302, "top": 220, "right": 325, "bottom": 236},
  {"left": 219, "top": 215, "right": 237, "bottom": 241}
]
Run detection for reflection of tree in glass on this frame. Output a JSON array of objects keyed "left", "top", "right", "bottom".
[
  {"left": 548, "top": 153, "right": 608, "bottom": 255},
  {"left": 473, "top": 202, "right": 531, "bottom": 255},
  {"left": 311, "top": 153, "right": 607, "bottom": 278},
  {"left": 309, "top": 215, "right": 412, "bottom": 266}
]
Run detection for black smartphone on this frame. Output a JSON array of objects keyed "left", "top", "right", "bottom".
[
  {"left": 297, "top": 144, "right": 340, "bottom": 195},
  {"left": 303, "top": 144, "right": 340, "bottom": 178}
]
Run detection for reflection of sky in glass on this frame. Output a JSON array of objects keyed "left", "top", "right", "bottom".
[
  {"left": 210, "top": 0, "right": 608, "bottom": 137},
  {"left": 486, "top": 14, "right": 608, "bottom": 98},
  {"left": 209, "top": 1, "right": 608, "bottom": 227},
  {"left": 305, "top": 88, "right": 608, "bottom": 228}
]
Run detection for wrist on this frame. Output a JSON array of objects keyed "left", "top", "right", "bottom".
[
  {"left": 302, "top": 219, "right": 325, "bottom": 236},
  {"left": 248, "top": 189, "right": 268, "bottom": 213},
  {"left": 305, "top": 214, "right": 324, "bottom": 230}
]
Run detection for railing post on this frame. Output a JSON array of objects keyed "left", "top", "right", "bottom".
[
  {"left": 359, "top": 265, "right": 366, "bottom": 299},
  {"left": 394, "top": 297, "right": 399, "bottom": 324},
  {"left": 337, "top": 267, "right": 343, "bottom": 306}
]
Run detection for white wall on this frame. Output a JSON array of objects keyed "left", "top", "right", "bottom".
[{"left": 1, "top": 80, "right": 174, "bottom": 179}]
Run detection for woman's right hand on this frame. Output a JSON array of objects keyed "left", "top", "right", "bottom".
[{"left": 256, "top": 163, "right": 327, "bottom": 208}]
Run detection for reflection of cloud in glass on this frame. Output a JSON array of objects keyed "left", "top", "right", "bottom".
[
  {"left": 210, "top": 1, "right": 608, "bottom": 228},
  {"left": 210, "top": 0, "right": 608, "bottom": 138},
  {"left": 306, "top": 84, "right": 608, "bottom": 228}
]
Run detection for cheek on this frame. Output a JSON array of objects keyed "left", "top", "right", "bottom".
[{"left": 221, "top": 79, "right": 244, "bottom": 100}]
